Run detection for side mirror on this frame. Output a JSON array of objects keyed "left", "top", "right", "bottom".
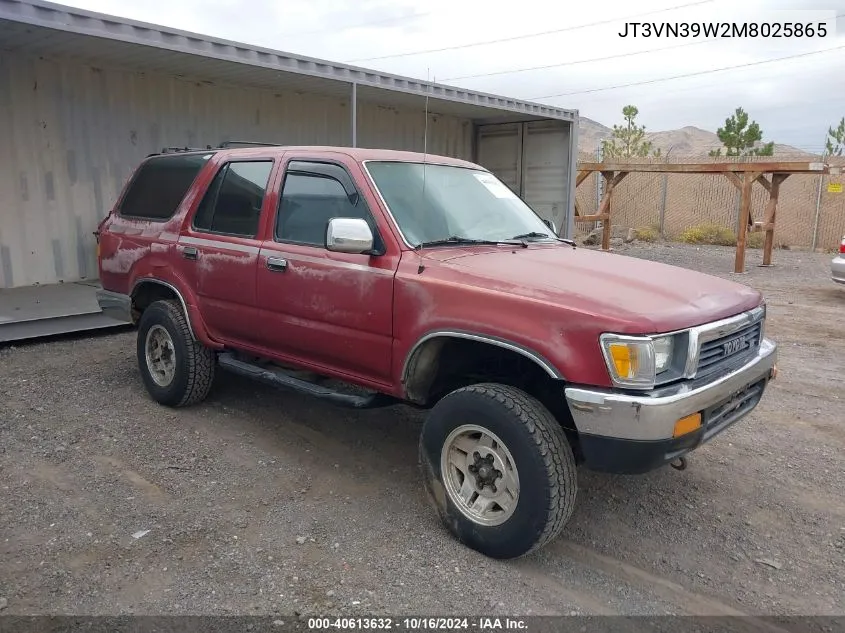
[
  {"left": 541, "top": 218, "right": 557, "bottom": 234},
  {"left": 326, "top": 217, "right": 375, "bottom": 254}
]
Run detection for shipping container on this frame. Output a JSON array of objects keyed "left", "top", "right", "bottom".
[{"left": 0, "top": 0, "right": 578, "bottom": 340}]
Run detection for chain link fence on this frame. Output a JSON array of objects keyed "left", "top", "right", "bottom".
[{"left": 573, "top": 152, "right": 845, "bottom": 251}]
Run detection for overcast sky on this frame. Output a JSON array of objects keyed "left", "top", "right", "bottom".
[{"left": 61, "top": 0, "right": 845, "bottom": 152}]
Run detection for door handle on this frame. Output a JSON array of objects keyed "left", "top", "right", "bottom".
[
  {"left": 266, "top": 256, "right": 288, "bottom": 272},
  {"left": 180, "top": 246, "right": 199, "bottom": 260}
]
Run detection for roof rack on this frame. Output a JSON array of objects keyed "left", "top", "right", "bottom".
[
  {"left": 150, "top": 141, "right": 282, "bottom": 157},
  {"left": 158, "top": 145, "right": 214, "bottom": 154},
  {"left": 217, "top": 140, "right": 283, "bottom": 148}
]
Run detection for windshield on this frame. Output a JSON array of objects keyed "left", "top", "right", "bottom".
[{"left": 365, "top": 161, "right": 553, "bottom": 246}]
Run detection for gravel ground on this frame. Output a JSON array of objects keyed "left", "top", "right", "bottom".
[{"left": 0, "top": 242, "right": 843, "bottom": 618}]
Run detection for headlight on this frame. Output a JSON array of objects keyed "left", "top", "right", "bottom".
[
  {"left": 652, "top": 336, "right": 674, "bottom": 374},
  {"left": 600, "top": 333, "right": 676, "bottom": 389}
]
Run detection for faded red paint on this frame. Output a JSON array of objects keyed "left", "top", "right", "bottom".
[{"left": 98, "top": 146, "right": 763, "bottom": 396}]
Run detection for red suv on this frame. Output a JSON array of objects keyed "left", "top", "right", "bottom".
[{"left": 96, "top": 144, "right": 778, "bottom": 559}]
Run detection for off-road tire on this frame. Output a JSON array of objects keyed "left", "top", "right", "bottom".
[
  {"left": 136, "top": 299, "right": 215, "bottom": 407},
  {"left": 419, "top": 383, "right": 577, "bottom": 559}
]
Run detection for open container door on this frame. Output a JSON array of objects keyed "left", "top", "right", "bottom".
[{"left": 475, "top": 119, "right": 575, "bottom": 237}]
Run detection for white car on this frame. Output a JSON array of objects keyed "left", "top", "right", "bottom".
[{"left": 833, "top": 236, "right": 845, "bottom": 285}]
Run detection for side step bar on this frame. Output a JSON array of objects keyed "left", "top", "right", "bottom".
[{"left": 217, "top": 353, "right": 397, "bottom": 409}]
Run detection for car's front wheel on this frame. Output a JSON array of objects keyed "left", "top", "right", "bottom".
[
  {"left": 136, "top": 299, "right": 215, "bottom": 407},
  {"left": 419, "top": 383, "right": 577, "bottom": 559}
]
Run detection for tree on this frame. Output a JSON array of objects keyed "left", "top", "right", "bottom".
[
  {"left": 601, "top": 105, "right": 661, "bottom": 159},
  {"left": 709, "top": 107, "right": 774, "bottom": 157},
  {"left": 824, "top": 117, "right": 844, "bottom": 157}
]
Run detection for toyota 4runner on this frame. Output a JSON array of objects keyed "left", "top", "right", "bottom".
[{"left": 96, "top": 144, "right": 778, "bottom": 559}]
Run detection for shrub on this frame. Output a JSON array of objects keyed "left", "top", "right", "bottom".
[
  {"left": 746, "top": 232, "right": 765, "bottom": 249},
  {"left": 678, "top": 224, "right": 737, "bottom": 246},
  {"left": 635, "top": 226, "right": 659, "bottom": 242}
]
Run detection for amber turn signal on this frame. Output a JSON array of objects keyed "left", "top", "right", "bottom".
[
  {"left": 770, "top": 365, "right": 778, "bottom": 381},
  {"left": 673, "top": 413, "right": 702, "bottom": 438}
]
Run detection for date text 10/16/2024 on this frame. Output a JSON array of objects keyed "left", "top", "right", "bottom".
[{"left": 307, "top": 617, "right": 529, "bottom": 631}]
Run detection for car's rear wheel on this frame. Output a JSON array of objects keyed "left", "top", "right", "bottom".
[
  {"left": 136, "top": 299, "right": 215, "bottom": 407},
  {"left": 419, "top": 383, "right": 577, "bottom": 559}
]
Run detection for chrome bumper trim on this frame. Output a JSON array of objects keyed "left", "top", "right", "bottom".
[
  {"left": 565, "top": 338, "right": 777, "bottom": 441},
  {"left": 831, "top": 255, "right": 845, "bottom": 285}
]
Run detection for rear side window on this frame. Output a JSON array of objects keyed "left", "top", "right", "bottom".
[
  {"left": 118, "top": 153, "right": 212, "bottom": 220},
  {"left": 192, "top": 160, "right": 274, "bottom": 237}
]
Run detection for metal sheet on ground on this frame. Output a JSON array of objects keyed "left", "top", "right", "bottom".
[{"left": 0, "top": 281, "right": 126, "bottom": 342}]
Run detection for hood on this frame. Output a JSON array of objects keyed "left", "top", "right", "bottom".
[{"left": 430, "top": 245, "right": 763, "bottom": 334}]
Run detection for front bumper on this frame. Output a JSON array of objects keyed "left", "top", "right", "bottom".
[
  {"left": 96, "top": 289, "right": 133, "bottom": 323},
  {"left": 832, "top": 255, "right": 845, "bottom": 285},
  {"left": 565, "top": 338, "right": 777, "bottom": 474}
]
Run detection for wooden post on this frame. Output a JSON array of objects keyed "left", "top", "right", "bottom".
[
  {"left": 596, "top": 171, "right": 628, "bottom": 250},
  {"left": 762, "top": 174, "right": 788, "bottom": 266},
  {"left": 723, "top": 171, "right": 742, "bottom": 191},
  {"left": 734, "top": 172, "right": 755, "bottom": 273},
  {"left": 600, "top": 171, "right": 613, "bottom": 250},
  {"left": 575, "top": 170, "right": 593, "bottom": 188}
]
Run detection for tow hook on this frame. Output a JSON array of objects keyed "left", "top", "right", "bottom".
[{"left": 670, "top": 456, "right": 688, "bottom": 471}]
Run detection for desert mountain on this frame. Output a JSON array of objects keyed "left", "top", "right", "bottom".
[{"left": 577, "top": 117, "right": 814, "bottom": 158}]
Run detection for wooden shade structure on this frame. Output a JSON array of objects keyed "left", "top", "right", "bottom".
[{"left": 574, "top": 161, "right": 838, "bottom": 273}]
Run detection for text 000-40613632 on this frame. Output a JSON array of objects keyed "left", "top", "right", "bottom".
[{"left": 305, "top": 617, "right": 530, "bottom": 630}]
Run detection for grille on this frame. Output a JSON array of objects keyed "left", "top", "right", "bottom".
[
  {"left": 703, "top": 379, "right": 765, "bottom": 436},
  {"left": 696, "top": 321, "right": 763, "bottom": 378}
]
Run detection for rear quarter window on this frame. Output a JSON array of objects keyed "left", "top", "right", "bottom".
[{"left": 118, "top": 153, "right": 213, "bottom": 220}]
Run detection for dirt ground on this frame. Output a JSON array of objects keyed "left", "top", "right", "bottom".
[{"left": 1, "top": 243, "right": 843, "bottom": 618}]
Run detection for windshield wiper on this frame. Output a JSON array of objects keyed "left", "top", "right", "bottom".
[
  {"left": 509, "top": 231, "right": 577, "bottom": 247},
  {"left": 510, "top": 231, "right": 550, "bottom": 240},
  {"left": 417, "top": 236, "right": 516, "bottom": 248}
]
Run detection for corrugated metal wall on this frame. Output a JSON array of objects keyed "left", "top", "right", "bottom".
[
  {"left": 476, "top": 123, "right": 522, "bottom": 193},
  {"left": 522, "top": 120, "right": 572, "bottom": 233},
  {"left": 476, "top": 120, "right": 573, "bottom": 232},
  {"left": 356, "top": 102, "right": 473, "bottom": 159},
  {"left": 0, "top": 51, "right": 473, "bottom": 288}
]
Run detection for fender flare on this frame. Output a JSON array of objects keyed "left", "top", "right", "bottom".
[
  {"left": 401, "top": 330, "right": 564, "bottom": 401},
  {"left": 130, "top": 278, "right": 221, "bottom": 349}
]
